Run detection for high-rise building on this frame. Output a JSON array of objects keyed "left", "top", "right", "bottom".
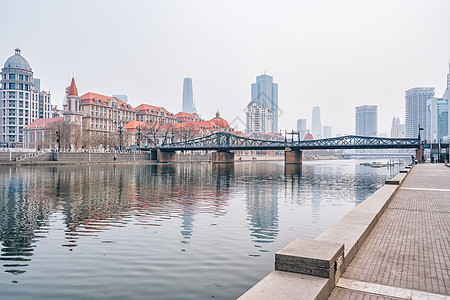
[
  {"left": 323, "top": 125, "right": 332, "bottom": 138},
  {"left": 426, "top": 97, "right": 448, "bottom": 142},
  {"left": 182, "top": 78, "right": 194, "bottom": 114},
  {"left": 0, "top": 48, "right": 51, "bottom": 146},
  {"left": 296, "top": 119, "right": 307, "bottom": 140},
  {"left": 355, "top": 105, "right": 378, "bottom": 137},
  {"left": 246, "top": 99, "right": 273, "bottom": 134},
  {"left": 251, "top": 74, "right": 278, "bottom": 132},
  {"left": 390, "top": 116, "right": 406, "bottom": 138},
  {"left": 405, "top": 87, "right": 434, "bottom": 138},
  {"left": 311, "top": 106, "right": 322, "bottom": 139}
]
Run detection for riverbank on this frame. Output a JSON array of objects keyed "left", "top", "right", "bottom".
[{"left": 239, "top": 163, "right": 414, "bottom": 299}]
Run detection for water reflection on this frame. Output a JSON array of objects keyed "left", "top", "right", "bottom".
[{"left": 0, "top": 160, "right": 399, "bottom": 291}]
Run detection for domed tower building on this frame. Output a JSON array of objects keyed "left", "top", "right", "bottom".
[{"left": 0, "top": 48, "right": 51, "bottom": 146}]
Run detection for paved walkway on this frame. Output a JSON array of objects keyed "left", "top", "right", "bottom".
[{"left": 330, "top": 164, "right": 450, "bottom": 300}]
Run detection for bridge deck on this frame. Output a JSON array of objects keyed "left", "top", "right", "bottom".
[{"left": 329, "top": 164, "right": 450, "bottom": 299}]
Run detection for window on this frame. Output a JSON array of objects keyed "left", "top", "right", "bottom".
[
  {"left": 8, "top": 92, "right": 16, "bottom": 99},
  {"left": 25, "top": 75, "right": 28, "bottom": 81},
  {"left": 19, "top": 83, "right": 23, "bottom": 90},
  {"left": 9, "top": 83, "right": 16, "bottom": 90},
  {"left": 19, "top": 109, "right": 23, "bottom": 116},
  {"left": 19, "top": 101, "right": 23, "bottom": 107},
  {"left": 9, "top": 74, "right": 15, "bottom": 80},
  {"left": 19, "top": 74, "right": 23, "bottom": 81},
  {"left": 24, "top": 84, "right": 28, "bottom": 91},
  {"left": 19, "top": 92, "right": 23, "bottom": 99}
]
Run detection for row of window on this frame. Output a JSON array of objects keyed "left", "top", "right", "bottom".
[{"left": 3, "top": 73, "right": 31, "bottom": 81}]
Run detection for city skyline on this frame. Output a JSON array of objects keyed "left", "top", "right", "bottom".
[{"left": 1, "top": 1, "right": 449, "bottom": 135}]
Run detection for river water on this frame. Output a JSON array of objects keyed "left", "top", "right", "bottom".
[{"left": 0, "top": 160, "right": 401, "bottom": 299}]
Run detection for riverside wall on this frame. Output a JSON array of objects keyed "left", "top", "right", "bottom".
[{"left": 239, "top": 165, "right": 413, "bottom": 300}]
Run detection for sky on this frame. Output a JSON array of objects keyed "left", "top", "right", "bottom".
[{"left": 1, "top": 0, "right": 449, "bottom": 135}]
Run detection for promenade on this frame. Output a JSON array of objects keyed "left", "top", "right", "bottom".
[{"left": 330, "top": 164, "right": 450, "bottom": 299}]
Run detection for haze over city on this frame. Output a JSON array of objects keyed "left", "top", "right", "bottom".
[{"left": 1, "top": 0, "right": 449, "bottom": 135}]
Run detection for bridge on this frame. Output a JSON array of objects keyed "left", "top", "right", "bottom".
[{"left": 147, "top": 132, "right": 443, "bottom": 164}]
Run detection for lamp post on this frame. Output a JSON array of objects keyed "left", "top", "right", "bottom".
[
  {"left": 119, "top": 126, "right": 123, "bottom": 151},
  {"left": 137, "top": 125, "right": 141, "bottom": 150}
]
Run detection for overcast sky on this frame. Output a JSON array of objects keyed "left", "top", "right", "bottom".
[{"left": 1, "top": 0, "right": 449, "bottom": 135}]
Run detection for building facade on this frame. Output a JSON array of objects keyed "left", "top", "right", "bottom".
[
  {"left": 426, "top": 97, "right": 448, "bottom": 143},
  {"left": 0, "top": 48, "right": 51, "bottom": 146},
  {"left": 311, "top": 106, "right": 322, "bottom": 139},
  {"left": 355, "top": 105, "right": 378, "bottom": 137},
  {"left": 251, "top": 74, "right": 278, "bottom": 132},
  {"left": 405, "top": 87, "right": 434, "bottom": 138},
  {"left": 246, "top": 99, "right": 273, "bottom": 134}
]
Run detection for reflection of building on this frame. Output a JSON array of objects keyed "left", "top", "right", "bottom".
[
  {"left": 246, "top": 99, "right": 273, "bottom": 134},
  {"left": 426, "top": 97, "right": 448, "bottom": 142},
  {"left": 251, "top": 74, "right": 278, "bottom": 132},
  {"left": 355, "top": 105, "right": 377, "bottom": 137},
  {"left": 0, "top": 48, "right": 51, "bottom": 146},
  {"left": 405, "top": 87, "right": 434, "bottom": 138},
  {"left": 244, "top": 166, "right": 279, "bottom": 245},
  {"left": 311, "top": 107, "right": 322, "bottom": 139}
]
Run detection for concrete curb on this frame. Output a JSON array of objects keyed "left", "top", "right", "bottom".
[{"left": 238, "top": 165, "right": 413, "bottom": 300}]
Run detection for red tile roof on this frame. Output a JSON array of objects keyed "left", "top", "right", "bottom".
[
  {"left": 80, "top": 92, "right": 132, "bottom": 109},
  {"left": 25, "top": 117, "right": 64, "bottom": 129},
  {"left": 68, "top": 77, "right": 78, "bottom": 96}
]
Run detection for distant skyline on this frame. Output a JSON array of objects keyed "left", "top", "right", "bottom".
[{"left": 1, "top": 0, "right": 449, "bottom": 135}]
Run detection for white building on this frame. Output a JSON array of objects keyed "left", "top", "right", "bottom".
[
  {"left": 246, "top": 99, "right": 273, "bottom": 134},
  {"left": 296, "top": 119, "right": 307, "bottom": 140},
  {"left": 0, "top": 48, "right": 51, "bottom": 146}
]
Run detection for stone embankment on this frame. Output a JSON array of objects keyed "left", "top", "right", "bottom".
[{"left": 239, "top": 164, "right": 418, "bottom": 300}]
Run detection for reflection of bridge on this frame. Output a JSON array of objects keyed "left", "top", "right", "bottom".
[{"left": 147, "top": 132, "right": 441, "bottom": 164}]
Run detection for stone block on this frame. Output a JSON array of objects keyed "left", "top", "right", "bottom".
[
  {"left": 285, "top": 148, "right": 302, "bottom": 164},
  {"left": 238, "top": 270, "right": 330, "bottom": 300},
  {"left": 275, "top": 238, "right": 344, "bottom": 280}
]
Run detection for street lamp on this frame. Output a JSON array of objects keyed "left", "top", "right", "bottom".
[{"left": 119, "top": 126, "right": 123, "bottom": 151}]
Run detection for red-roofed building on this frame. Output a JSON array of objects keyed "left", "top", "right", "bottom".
[
  {"left": 175, "top": 112, "right": 203, "bottom": 123},
  {"left": 134, "top": 104, "right": 177, "bottom": 125},
  {"left": 23, "top": 117, "right": 64, "bottom": 149},
  {"left": 78, "top": 92, "right": 136, "bottom": 134}
]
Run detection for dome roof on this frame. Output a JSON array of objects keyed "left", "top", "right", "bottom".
[
  {"left": 3, "top": 48, "right": 32, "bottom": 71},
  {"left": 304, "top": 133, "right": 314, "bottom": 140}
]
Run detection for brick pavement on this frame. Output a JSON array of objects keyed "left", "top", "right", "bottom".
[{"left": 330, "top": 164, "right": 450, "bottom": 299}]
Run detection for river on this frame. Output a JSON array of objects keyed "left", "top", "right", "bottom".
[{"left": 0, "top": 160, "right": 402, "bottom": 299}]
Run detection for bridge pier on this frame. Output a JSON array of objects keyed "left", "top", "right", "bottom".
[
  {"left": 212, "top": 151, "right": 234, "bottom": 163},
  {"left": 157, "top": 149, "right": 177, "bottom": 163},
  {"left": 285, "top": 147, "right": 302, "bottom": 164},
  {"left": 416, "top": 145, "right": 424, "bottom": 163}
]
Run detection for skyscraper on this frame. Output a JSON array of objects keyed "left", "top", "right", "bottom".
[
  {"left": 355, "top": 105, "right": 378, "bottom": 137},
  {"left": 182, "top": 78, "right": 194, "bottom": 114},
  {"left": 426, "top": 97, "right": 448, "bottom": 142},
  {"left": 0, "top": 48, "right": 51, "bottom": 145},
  {"left": 251, "top": 74, "right": 278, "bottom": 132},
  {"left": 296, "top": 119, "right": 307, "bottom": 140},
  {"left": 311, "top": 106, "right": 322, "bottom": 139},
  {"left": 323, "top": 125, "right": 332, "bottom": 138},
  {"left": 405, "top": 87, "right": 434, "bottom": 138},
  {"left": 390, "top": 117, "right": 405, "bottom": 138}
]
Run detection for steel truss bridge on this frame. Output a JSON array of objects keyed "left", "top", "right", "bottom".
[{"left": 155, "top": 132, "right": 435, "bottom": 151}]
